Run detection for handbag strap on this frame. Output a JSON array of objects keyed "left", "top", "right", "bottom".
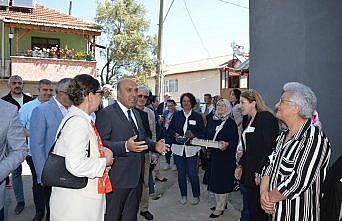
[{"left": 49, "top": 116, "right": 90, "bottom": 156}]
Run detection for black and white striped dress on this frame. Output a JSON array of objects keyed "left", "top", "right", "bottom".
[{"left": 263, "top": 120, "right": 331, "bottom": 221}]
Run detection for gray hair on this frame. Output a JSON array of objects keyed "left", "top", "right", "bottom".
[
  {"left": 137, "top": 85, "right": 149, "bottom": 94},
  {"left": 37, "top": 79, "right": 52, "bottom": 88},
  {"left": 283, "top": 82, "right": 317, "bottom": 119},
  {"left": 55, "top": 78, "right": 72, "bottom": 94},
  {"left": 8, "top": 75, "right": 23, "bottom": 84}
]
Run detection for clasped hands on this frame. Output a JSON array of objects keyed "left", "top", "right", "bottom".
[
  {"left": 260, "top": 191, "right": 275, "bottom": 214},
  {"left": 126, "top": 135, "right": 170, "bottom": 155}
]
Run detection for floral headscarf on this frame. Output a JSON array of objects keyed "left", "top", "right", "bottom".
[{"left": 213, "top": 99, "right": 232, "bottom": 121}]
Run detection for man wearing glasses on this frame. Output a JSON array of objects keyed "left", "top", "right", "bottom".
[
  {"left": 1, "top": 75, "right": 33, "bottom": 215},
  {"left": 18, "top": 79, "right": 53, "bottom": 219}
]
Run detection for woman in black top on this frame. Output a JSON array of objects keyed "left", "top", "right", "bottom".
[{"left": 235, "top": 89, "right": 279, "bottom": 221}]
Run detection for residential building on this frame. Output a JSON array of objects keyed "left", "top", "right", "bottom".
[
  {"left": 147, "top": 55, "right": 249, "bottom": 101},
  {"left": 0, "top": 1, "right": 101, "bottom": 97}
]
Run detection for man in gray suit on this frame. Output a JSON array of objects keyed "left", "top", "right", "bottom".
[
  {"left": 96, "top": 79, "right": 169, "bottom": 221},
  {"left": 29, "top": 78, "right": 71, "bottom": 221},
  {"left": 0, "top": 99, "right": 28, "bottom": 221}
]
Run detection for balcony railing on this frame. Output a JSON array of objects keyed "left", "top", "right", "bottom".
[{"left": 2, "top": 56, "right": 96, "bottom": 81}]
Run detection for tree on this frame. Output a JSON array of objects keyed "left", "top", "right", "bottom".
[{"left": 96, "top": 0, "right": 157, "bottom": 86}]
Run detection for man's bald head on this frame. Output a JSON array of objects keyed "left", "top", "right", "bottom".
[{"left": 117, "top": 79, "right": 138, "bottom": 108}]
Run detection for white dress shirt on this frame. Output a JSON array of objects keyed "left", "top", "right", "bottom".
[{"left": 171, "top": 110, "right": 201, "bottom": 157}]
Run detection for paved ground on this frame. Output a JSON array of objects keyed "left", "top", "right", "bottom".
[{"left": 5, "top": 159, "right": 243, "bottom": 221}]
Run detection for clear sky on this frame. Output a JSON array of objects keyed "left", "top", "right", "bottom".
[{"left": 37, "top": 0, "right": 249, "bottom": 65}]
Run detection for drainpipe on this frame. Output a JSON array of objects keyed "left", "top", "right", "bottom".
[{"left": 1, "top": 18, "right": 5, "bottom": 77}]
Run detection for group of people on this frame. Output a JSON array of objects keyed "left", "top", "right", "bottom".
[{"left": 0, "top": 73, "right": 335, "bottom": 221}]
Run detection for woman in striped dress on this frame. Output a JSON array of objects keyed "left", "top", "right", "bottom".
[{"left": 260, "top": 82, "right": 331, "bottom": 221}]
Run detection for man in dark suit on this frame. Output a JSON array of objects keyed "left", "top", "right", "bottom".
[
  {"left": 156, "top": 93, "right": 171, "bottom": 115},
  {"left": 96, "top": 79, "right": 169, "bottom": 221}
]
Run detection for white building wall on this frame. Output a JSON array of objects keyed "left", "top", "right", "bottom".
[{"left": 159, "top": 69, "right": 220, "bottom": 102}]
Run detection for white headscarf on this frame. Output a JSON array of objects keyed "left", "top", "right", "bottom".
[{"left": 213, "top": 99, "right": 232, "bottom": 121}]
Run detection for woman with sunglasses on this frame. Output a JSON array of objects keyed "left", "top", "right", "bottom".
[
  {"left": 234, "top": 90, "right": 279, "bottom": 221},
  {"left": 49, "top": 74, "right": 113, "bottom": 221}
]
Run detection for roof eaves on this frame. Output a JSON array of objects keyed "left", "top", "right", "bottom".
[{"left": 4, "top": 18, "right": 102, "bottom": 33}]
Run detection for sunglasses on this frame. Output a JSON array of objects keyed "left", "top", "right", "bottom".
[
  {"left": 94, "top": 90, "right": 104, "bottom": 96},
  {"left": 137, "top": 94, "right": 149, "bottom": 99},
  {"left": 41, "top": 88, "right": 54, "bottom": 92}
]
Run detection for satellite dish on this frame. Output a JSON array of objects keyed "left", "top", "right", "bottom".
[{"left": 230, "top": 42, "right": 236, "bottom": 49}]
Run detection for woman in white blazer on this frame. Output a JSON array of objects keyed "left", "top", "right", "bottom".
[{"left": 50, "top": 74, "right": 114, "bottom": 221}]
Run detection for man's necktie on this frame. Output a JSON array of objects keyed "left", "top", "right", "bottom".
[{"left": 127, "top": 109, "right": 139, "bottom": 139}]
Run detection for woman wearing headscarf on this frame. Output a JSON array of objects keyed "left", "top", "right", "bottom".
[{"left": 205, "top": 99, "right": 238, "bottom": 218}]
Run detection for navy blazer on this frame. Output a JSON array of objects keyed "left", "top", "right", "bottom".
[
  {"left": 167, "top": 110, "right": 205, "bottom": 145},
  {"left": 239, "top": 111, "right": 279, "bottom": 187}
]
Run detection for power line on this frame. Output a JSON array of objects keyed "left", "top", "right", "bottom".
[
  {"left": 163, "top": 0, "right": 175, "bottom": 24},
  {"left": 182, "top": 0, "right": 212, "bottom": 59},
  {"left": 217, "top": 0, "right": 249, "bottom": 9}
]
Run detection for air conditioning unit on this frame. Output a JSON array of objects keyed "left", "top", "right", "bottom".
[
  {"left": 12, "top": 0, "right": 36, "bottom": 8},
  {"left": 0, "top": 0, "right": 9, "bottom": 7}
]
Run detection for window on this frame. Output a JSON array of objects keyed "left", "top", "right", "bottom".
[
  {"left": 221, "top": 70, "right": 229, "bottom": 89},
  {"left": 220, "top": 69, "right": 248, "bottom": 89},
  {"left": 229, "top": 76, "right": 240, "bottom": 88},
  {"left": 31, "top": 37, "right": 60, "bottom": 49},
  {"left": 164, "top": 79, "right": 178, "bottom": 92}
]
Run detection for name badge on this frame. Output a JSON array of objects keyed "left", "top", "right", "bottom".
[
  {"left": 189, "top": 120, "right": 196, "bottom": 125},
  {"left": 245, "top": 126, "right": 255, "bottom": 133}
]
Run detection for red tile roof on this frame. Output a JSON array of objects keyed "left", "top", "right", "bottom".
[{"left": 0, "top": 4, "right": 101, "bottom": 33}]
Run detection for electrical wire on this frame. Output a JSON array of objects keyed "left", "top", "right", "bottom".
[
  {"left": 163, "top": 0, "right": 175, "bottom": 24},
  {"left": 182, "top": 0, "right": 212, "bottom": 59},
  {"left": 216, "top": 0, "right": 249, "bottom": 9}
]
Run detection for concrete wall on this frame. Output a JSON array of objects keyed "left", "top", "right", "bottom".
[{"left": 250, "top": 0, "right": 342, "bottom": 163}]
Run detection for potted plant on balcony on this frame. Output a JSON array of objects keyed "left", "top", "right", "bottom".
[
  {"left": 24, "top": 49, "right": 33, "bottom": 57},
  {"left": 49, "top": 46, "right": 58, "bottom": 58},
  {"left": 75, "top": 50, "right": 86, "bottom": 60}
]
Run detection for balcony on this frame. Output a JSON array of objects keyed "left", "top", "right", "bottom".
[{"left": 3, "top": 56, "right": 96, "bottom": 81}]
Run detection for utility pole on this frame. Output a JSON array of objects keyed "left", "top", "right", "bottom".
[
  {"left": 68, "top": 1, "right": 72, "bottom": 15},
  {"left": 155, "top": 0, "right": 164, "bottom": 97}
]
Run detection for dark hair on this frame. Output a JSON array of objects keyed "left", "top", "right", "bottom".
[
  {"left": 166, "top": 99, "right": 176, "bottom": 106},
  {"left": 204, "top": 93, "right": 212, "bottom": 99},
  {"left": 37, "top": 79, "right": 52, "bottom": 88},
  {"left": 67, "top": 74, "right": 100, "bottom": 106},
  {"left": 232, "top": 89, "right": 241, "bottom": 103},
  {"left": 151, "top": 95, "right": 158, "bottom": 103},
  {"left": 180, "top": 92, "right": 196, "bottom": 108}
]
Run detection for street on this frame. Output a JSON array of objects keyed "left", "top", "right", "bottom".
[{"left": 5, "top": 159, "right": 243, "bottom": 221}]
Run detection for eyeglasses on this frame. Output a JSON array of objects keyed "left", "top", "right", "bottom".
[
  {"left": 40, "top": 88, "right": 54, "bottom": 92},
  {"left": 94, "top": 90, "right": 104, "bottom": 96},
  {"left": 137, "top": 94, "right": 149, "bottom": 99},
  {"left": 279, "top": 98, "right": 294, "bottom": 104}
]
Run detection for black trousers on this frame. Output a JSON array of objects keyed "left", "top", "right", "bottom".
[
  {"left": 246, "top": 185, "right": 269, "bottom": 221},
  {"left": 105, "top": 182, "right": 143, "bottom": 221},
  {"left": 26, "top": 156, "right": 51, "bottom": 218}
]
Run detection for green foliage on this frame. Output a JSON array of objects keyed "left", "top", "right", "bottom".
[{"left": 96, "top": 0, "right": 157, "bottom": 86}]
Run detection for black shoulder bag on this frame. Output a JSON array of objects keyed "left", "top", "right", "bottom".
[{"left": 41, "top": 116, "right": 89, "bottom": 189}]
